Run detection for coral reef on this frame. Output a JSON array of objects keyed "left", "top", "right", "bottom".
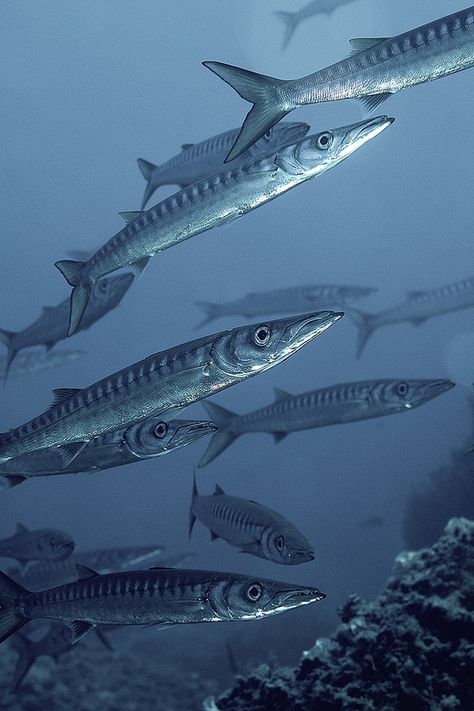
[{"left": 209, "top": 518, "right": 474, "bottom": 711}]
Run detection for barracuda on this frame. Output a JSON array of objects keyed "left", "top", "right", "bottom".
[
  {"left": 0, "top": 524, "right": 75, "bottom": 565},
  {"left": 0, "top": 311, "right": 342, "bottom": 464},
  {"left": 205, "top": 7, "right": 474, "bottom": 160},
  {"left": 199, "top": 378, "right": 455, "bottom": 466},
  {"left": 276, "top": 0, "right": 357, "bottom": 49},
  {"left": 54, "top": 116, "right": 391, "bottom": 335},
  {"left": 0, "top": 350, "right": 83, "bottom": 380}
]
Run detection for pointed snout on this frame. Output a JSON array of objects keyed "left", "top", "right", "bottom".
[
  {"left": 282, "top": 310, "right": 344, "bottom": 349},
  {"left": 417, "top": 379, "right": 455, "bottom": 404},
  {"left": 266, "top": 586, "right": 326, "bottom": 610},
  {"left": 343, "top": 115, "right": 394, "bottom": 149},
  {"left": 171, "top": 419, "right": 219, "bottom": 447}
]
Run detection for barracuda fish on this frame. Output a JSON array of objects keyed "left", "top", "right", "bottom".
[
  {"left": 0, "top": 350, "right": 83, "bottom": 380},
  {"left": 349, "top": 275, "right": 474, "bottom": 357},
  {"left": 0, "top": 273, "right": 133, "bottom": 378},
  {"left": 137, "top": 121, "right": 310, "bottom": 208},
  {"left": 54, "top": 116, "right": 391, "bottom": 335},
  {"left": 189, "top": 474, "right": 314, "bottom": 564},
  {"left": 0, "top": 311, "right": 342, "bottom": 465},
  {"left": 0, "top": 524, "right": 74, "bottom": 565},
  {"left": 276, "top": 0, "right": 359, "bottom": 49},
  {"left": 195, "top": 284, "right": 376, "bottom": 328},
  {"left": 10, "top": 623, "right": 76, "bottom": 691},
  {"left": 205, "top": 7, "right": 474, "bottom": 161},
  {"left": 0, "top": 565, "right": 326, "bottom": 644},
  {"left": 199, "top": 379, "right": 455, "bottom": 466},
  {"left": 0, "top": 418, "right": 217, "bottom": 489}
]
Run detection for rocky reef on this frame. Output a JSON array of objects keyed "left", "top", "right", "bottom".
[{"left": 208, "top": 518, "right": 474, "bottom": 711}]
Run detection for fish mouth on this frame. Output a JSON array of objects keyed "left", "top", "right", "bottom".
[
  {"left": 266, "top": 587, "right": 326, "bottom": 610},
  {"left": 415, "top": 379, "right": 455, "bottom": 404},
  {"left": 287, "top": 550, "right": 315, "bottom": 564},
  {"left": 170, "top": 420, "right": 219, "bottom": 447},
  {"left": 341, "top": 115, "right": 394, "bottom": 152},
  {"left": 281, "top": 311, "right": 344, "bottom": 351}
]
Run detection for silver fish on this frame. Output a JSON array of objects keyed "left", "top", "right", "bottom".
[
  {"left": 0, "top": 418, "right": 217, "bottom": 489},
  {"left": 0, "top": 566, "right": 326, "bottom": 644},
  {"left": 199, "top": 379, "right": 455, "bottom": 466},
  {"left": 0, "top": 311, "right": 343, "bottom": 464},
  {"left": 276, "top": 0, "right": 357, "bottom": 49},
  {"left": 0, "top": 350, "right": 84, "bottom": 380},
  {"left": 205, "top": 7, "right": 474, "bottom": 161},
  {"left": 189, "top": 474, "right": 314, "bottom": 564},
  {"left": 0, "top": 273, "right": 133, "bottom": 378},
  {"left": 349, "top": 275, "right": 474, "bottom": 357},
  {"left": 195, "top": 284, "right": 376, "bottom": 328},
  {"left": 54, "top": 116, "right": 391, "bottom": 335},
  {"left": 0, "top": 523, "right": 74, "bottom": 565},
  {"left": 137, "top": 121, "right": 310, "bottom": 208},
  {"left": 10, "top": 623, "right": 76, "bottom": 691}
]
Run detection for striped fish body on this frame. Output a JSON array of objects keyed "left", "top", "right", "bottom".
[{"left": 0, "top": 350, "right": 83, "bottom": 380}]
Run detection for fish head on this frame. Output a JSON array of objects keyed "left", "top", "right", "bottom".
[
  {"left": 209, "top": 311, "right": 343, "bottom": 376},
  {"left": 275, "top": 115, "right": 394, "bottom": 177},
  {"left": 35, "top": 529, "right": 75, "bottom": 561},
  {"left": 263, "top": 526, "right": 315, "bottom": 565},
  {"left": 122, "top": 418, "right": 218, "bottom": 458},
  {"left": 208, "top": 575, "right": 325, "bottom": 620},
  {"left": 91, "top": 272, "right": 135, "bottom": 309},
  {"left": 376, "top": 379, "right": 455, "bottom": 412}
]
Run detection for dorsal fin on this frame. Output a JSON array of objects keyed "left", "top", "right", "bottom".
[
  {"left": 349, "top": 37, "right": 388, "bottom": 54},
  {"left": 51, "top": 388, "right": 81, "bottom": 407},
  {"left": 213, "top": 484, "right": 225, "bottom": 496},
  {"left": 76, "top": 564, "right": 99, "bottom": 580},
  {"left": 181, "top": 143, "right": 194, "bottom": 151},
  {"left": 274, "top": 387, "right": 292, "bottom": 401},
  {"left": 16, "top": 523, "right": 28, "bottom": 535},
  {"left": 119, "top": 211, "right": 144, "bottom": 224}
]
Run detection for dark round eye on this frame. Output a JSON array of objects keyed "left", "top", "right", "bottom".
[
  {"left": 264, "top": 129, "right": 272, "bottom": 139},
  {"left": 253, "top": 325, "right": 271, "bottom": 347},
  {"left": 154, "top": 422, "right": 168, "bottom": 438},
  {"left": 276, "top": 535, "right": 284, "bottom": 552},
  {"left": 396, "top": 381, "right": 409, "bottom": 397},
  {"left": 246, "top": 582, "right": 263, "bottom": 602},
  {"left": 99, "top": 279, "right": 108, "bottom": 293},
  {"left": 316, "top": 132, "right": 333, "bottom": 150}
]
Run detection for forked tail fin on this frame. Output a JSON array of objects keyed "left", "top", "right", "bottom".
[
  {"left": 198, "top": 401, "right": 240, "bottom": 467},
  {"left": 202, "top": 61, "right": 290, "bottom": 162},
  {"left": 55, "top": 260, "right": 91, "bottom": 336},
  {"left": 0, "top": 570, "right": 27, "bottom": 644},
  {"left": 274, "top": 11, "right": 299, "bottom": 49},
  {"left": 0, "top": 328, "right": 17, "bottom": 380},
  {"left": 137, "top": 158, "right": 158, "bottom": 209},
  {"left": 194, "top": 301, "right": 223, "bottom": 329},
  {"left": 188, "top": 470, "right": 199, "bottom": 539},
  {"left": 347, "top": 309, "right": 377, "bottom": 358}
]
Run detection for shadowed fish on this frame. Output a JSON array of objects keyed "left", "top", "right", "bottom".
[
  {"left": 205, "top": 7, "right": 474, "bottom": 160},
  {"left": 0, "top": 524, "right": 74, "bottom": 566},
  {"left": 0, "top": 350, "right": 84, "bottom": 380},
  {"left": 0, "top": 565, "right": 326, "bottom": 644},
  {"left": 0, "top": 418, "right": 217, "bottom": 489},
  {"left": 10, "top": 623, "right": 76, "bottom": 691},
  {"left": 137, "top": 121, "right": 310, "bottom": 208},
  {"left": 199, "top": 379, "right": 455, "bottom": 466},
  {"left": 0, "top": 273, "right": 133, "bottom": 379},
  {"left": 0, "top": 311, "right": 343, "bottom": 464},
  {"left": 54, "top": 116, "right": 391, "bottom": 335},
  {"left": 276, "top": 0, "right": 358, "bottom": 49},
  {"left": 189, "top": 473, "right": 314, "bottom": 564}
]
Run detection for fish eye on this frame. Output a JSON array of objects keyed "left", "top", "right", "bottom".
[
  {"left": 316, "top": 132, "right": 333, "bottom": 150},
  {"left": 396, "top": 381, "right": 409, "bottom": 397},
  {"left": 246, "top": 582, "right": 263, "bottom": 602},
  {"left": 253, "top": 325, "right": 271, "bottom": 347},
  {"left": 264, "top": 129, "right": 272, "bottom": 140},
  {"left": 154, "top": 422, "right": 168, "bottom": 438},
  {"left": 99, "top": 279, "right": 108, "bottom": 293},
  {"left": 276, "top": 535, "right": 285, "bottom": 552}
]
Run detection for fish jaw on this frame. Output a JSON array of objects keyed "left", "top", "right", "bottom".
[
  {"left": 410, "top": 379, "right": 456, "bottom": 408},
  {"left": 263, "top": 585, "right": 326, "bottom": 615}
]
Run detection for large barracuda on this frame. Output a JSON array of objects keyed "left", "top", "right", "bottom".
[
  {"left": 137, "top": 121, "right": 309, "bottom": 208},
  {"left": 196, "top": 283, "right": 376, "bottom": 327},
  {"left": 54, "top": 116, "right": 392, "bottom": 335},
  {"left": 0, "top": 418, "right": 217, "bottom": 489},
  {"left": 0, "top": 273, "right": 133, "bottom": 378},
  {"left": 0, "top": 524, "right": 75, "bottom": 565},
  {"left": 205, "top": 7, "right": 474, "bottom": 161},
  {"left": 0, "top": 566, "right": 325, "bottom": 643},
  {"left": 0, "top": 350, "right": 83, "bottom": 380},
  {"left": 199, "top": 378, "right": 455, "bottom": 466},
  {"left": 0, "top": 311, "right": 342, "bottom": 464},
  {"left": 276, "top": 0, "right": 359, "bottom": 49}
]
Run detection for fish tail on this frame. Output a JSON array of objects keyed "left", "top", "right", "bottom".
[
  {"left": 202, "top": 61, "right": 291, "bottom": 162},
  {"left": 188, "top": 470, "right": 199, "bottom": 539},
  {"left": 0, "top": 570, "right": 28, "bottom": 644},
  {"left": 194, "top": 301, "right": 223, "bottom": 329},
  {"left": 0, "top": 328, "right": 17, "bottom": 380},
  {"left": 347, "top": 309, "right": 377, "bottom": 358},
  {"left": 274, "top": 11, "right": 299, "bottom": 49},
  {"left": 198, "top": 401, "right": 239, "bottom": 467},
  {"left": 10, "top": 632, "right": 34, "bottom": 691},
  {"left": 137, "top": 158, "right": 158, "bottom": 209},
  {"left": 55, "top": 260, "right": 91, "bottom": 336}
]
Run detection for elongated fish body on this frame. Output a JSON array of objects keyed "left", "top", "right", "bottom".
[
  {"left": 189, "top": 475, "right": 314, "bottom": 564},
  {"left": 196, "top": 283, "right": 376, "bottom": 327},
  {"left": 0, "top": 311, "right": 342, "bottom": 464},
  {"left": 10, "top": 623, "right": 75, "bottom": 691},
  {"left": 138, "top": 121, "right": 310, "bottom": 208},
  {"left": 276, "top": 0, "right": 357, "bottom": 49},
  {"left": 349, "top": 275, "right": 474, "bottom": 356},
  {"left": 205, "top": 7, "right": 474, "bottom": 160},
  {"left": 55, "top": 115, "right": 392, "bottom": 335},
  {"left": 0, "top": 350, "right": 83, "bottom": 380},
  {"left": 0, "top": 524, "right": 75, "bottom": 565},
  {"left": 0, "top": 566, "right": 325, "bottom": 642},
  {"left": 199, "top": 379, "right": 455, "bottom": 466},
  {"left": 0, "top": 419, "right": 217, "bottom": 487},
  {"left": 0, "top": 273, "right": 133, "bottom": 377}
]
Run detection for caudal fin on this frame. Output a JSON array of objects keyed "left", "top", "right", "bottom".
[
  {"left": 0, "top": 328, "right": 18, "bottom": 380},
  {"left": 194, "top": 301, "right": 222, "bottom": 329},
  {"left": 203, "top": 61, "right": 290, "bottom": 162},
  {"left": 198, "top": 401, "right": 240, "bottom": 467},
  {"left": 347, "top": 309, "right": 377, "bottom": 358},
  {"left": 55, "top": 260, "right": 91, "bottom": 336},
  {"left": 274, "top": 11, "right": 299, "bottom": 49},
  {"left": 137, "top": 158, "right": 158, "bottom": 209},
  {"left": 0, "top": 570, "right": 27, "bottom": 644},
  {"left": 188, "top": 470, "right": 199, "bottom": 540}
]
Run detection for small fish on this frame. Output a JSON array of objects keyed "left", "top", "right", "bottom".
[
  {"left": 137, "top": 121, "right": 310, "bottom": 208},
  {"left": 0, "top": 273, "right": 133, "bottom": 378},
  {"left": 0, "top": 311, "right": 342, "bottom": 464},
  {"left": 189, "top": 473, "right": 314, "bottom": 564},
  {"left": 0, "top": 350, "right": 84, "bottom": 380},
  {"left": 205, "top": 7, "right": 474, "bottom": 161},
  {"left": 0, "top": 524, "right": 74, "bottom": 565},
  {"left": 349, "top": 275, "right": 474, "bottom": 357},
  {"left": 0, "top": 418, "right": 217, "bottom": 489},
  {"left": 276, "top": 0, "right": 357, "bottom": 49},
  {"left": 0, "top": 565, "right": 326, "bottom": 644},
  {"left": 10, "top": 622, "right": 75, "bottom": 691},
  {"left": 195, "top": 284, "right": 376, "bottom": 328},
  {"left": 199, "top": 379, "right": 455, "bottom": 466},
  {"left": 54, "top": 116, "right": 390, "bottom": 335}
]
